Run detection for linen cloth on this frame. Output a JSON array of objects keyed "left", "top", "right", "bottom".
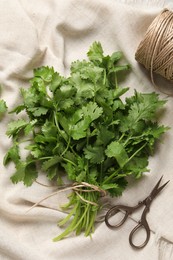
[{"left": 0, "top": 0, "right": 173, "bottom": 259}]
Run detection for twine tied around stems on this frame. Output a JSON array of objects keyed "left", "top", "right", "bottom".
[
  {"left": 135, "top": 9, "right": 173, "bottom": 84},
  {"left": 26, "top": 181, "right": 107, "bottom": 213}
]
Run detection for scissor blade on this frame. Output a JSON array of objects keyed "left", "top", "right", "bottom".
[
  {"left": 150, "top": 177, "right": 170, "bottom": 199},
  {"left": 153, "top": 180, "right": 170, "bottom": 197},
  {"left": 149, "top": 175, "right": 163, "bottom": 197}
]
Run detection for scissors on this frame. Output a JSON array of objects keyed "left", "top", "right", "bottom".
[{"left": 105, "top": 175, "right": 169, "bottom": 249}]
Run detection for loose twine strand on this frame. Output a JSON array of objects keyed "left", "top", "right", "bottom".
[
  {"left": 135, "top": 9, "right": 173, "bottom": 85},
  {"left": 26, "top": 181, "right": 107, "bottom": 213}
]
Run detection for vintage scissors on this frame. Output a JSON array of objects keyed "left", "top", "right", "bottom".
[{"left": 105, "top": 175, "right": 169, "bottom": 249}]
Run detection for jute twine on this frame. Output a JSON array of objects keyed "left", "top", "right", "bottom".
[
  {"left": 26, "top": 181, "right": 107, "bottom": 213},
  {"left": 135, "top": 9, "right": 173, "bottom": 83}
]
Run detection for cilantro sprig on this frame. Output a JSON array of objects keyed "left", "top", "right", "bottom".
[
  {"left": 4, "top": 42, "right": 169, "bottom": 241},
  {"left": 0, "top": 85, "right": 7, "bottom": 119}
]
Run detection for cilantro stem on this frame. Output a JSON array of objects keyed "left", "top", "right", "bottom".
[
  {"left": 54, "top": 111, "right": 78, "bottom": 158},
  {"left": 54, "top": 112, "right": 61, "bottom": 132},
  {"left": 54, "top": 111, "right": 68, "bottom": 142},
  {"left": 58, "top": 203, "right": 78, "bottom": 227},
  {"left": 119, "top": 133, "right": 125, "bottom": 142},
  {"left": 115, "top": 73, "right": 118, "bottom": 89},
  {"left": 61, "top": 137, "right": 71, "bottom": 156},
  {"left": 99, "top": 162, "right": 103, "bottom": 183},
  {"left": 126, "top": 142, "right": 147, "bottom": 163},
  {"left": 103, "top": 69, "right": 106, "bottom": 85},
  {"left": 103, "top": 169, "right": 120, "bottom": 185},
  {"left": 53, "top": 196, "right": 90, "bottom": 241},
  {"left": 85, "top": 209, "right": 97, "bottom": 236},
  {"left": 62, "top": 157, "right": 77, "bottom": 166},
  {"left": 103, "top": 142, "right": 147, "bottom": 184},
  {"left": 38, "top": 156, "right": 52, "bottom": 160}
]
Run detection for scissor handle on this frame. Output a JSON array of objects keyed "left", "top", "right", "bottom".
[
  {"left": 129, "top": 207, "right": 150, "bottom": 249},
  {"left": 105, "top": 205, "right": 133, "bottom": 228}
]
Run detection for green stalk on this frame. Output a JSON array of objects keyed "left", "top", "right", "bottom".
[
  {"left": 53, "top": 198, "right": 81, "bottom": 241},
  {"left": 62, "top": 157, "right": 77, "bottom": 166},
  {"left": 126, "top": 142, "right": 147, "bottom": 164},
  {"left": 60, "top": 137, "right": 71, "bottom": 156},
  {"left": 103, "top": 142, "right": 147, "bottom": 184},
  {"left": 103, "top": 169, "right": 120, "bottom": 185},
  {"left": 85, "top": 208, "right": 97, "bottom": 236},
  {"left": 53, "top": 191, "right": 100, "bottom": 241},
  {"left": 58, "top": 204, "right": 78, "bottom": 227},
  {"left": 114, "top": 72, "right": 118, "bottom": 89}
]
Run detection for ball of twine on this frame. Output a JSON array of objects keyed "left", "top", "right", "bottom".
[{"left": 135, "top": 9, "right": 173, "bottom": 83}]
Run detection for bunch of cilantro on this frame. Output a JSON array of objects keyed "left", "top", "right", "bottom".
[{"left": 3, "top": 42, "right": 168, "bottom": 241}]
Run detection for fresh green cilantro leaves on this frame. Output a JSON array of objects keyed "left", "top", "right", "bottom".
[
  {"left": 105, "top": 141, "right": 129, "bottom": 168},
  {"left": 4, "top": 41, "right": 169, "bottom": 240}
]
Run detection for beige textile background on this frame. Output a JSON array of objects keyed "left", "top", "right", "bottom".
[{"left": 0, "top": 0, "right": 173, "bottom": 259}]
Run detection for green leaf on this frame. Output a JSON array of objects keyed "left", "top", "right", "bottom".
[
  {"left": 49, "top": 72, "right": 64, "bottom": 92},
  {"left": 10, "top": 160, "right": 38, "bottom": 186},
  {"left": 70, "top": 72, "right": 96, "bottom": 99},
  {"left": 96, "top": 126, "right": 114, "bottom": 146},
  {"left": 105, "top": 141, "right": 129, "bottom": 168},
  {"left": 42, "top": 155, "right": 62, "bottom": 171},
  {"left": 54, "top": 85, "right": 76, "bottom": 101},
  {"left": 82, "top": 102, "right": 103, "bottom": 121},
  {"left": 3, "top": 143, "right": 20, "bottom": 165},
  {"left": 71, "top": 61, "right": 103, "bottom": 85},
  {"left": 80, "top": 65, "right": 103, "bottom": 84},
  {"left": 34, "top": 66, "right": 54, "bottom": 82},
  {"left": 24, "top": 119, "right": 37, "bottom": 135},
  {"left": 42, "top": 121, "right": 57, "bottom": 137},
  {"left": 6, "top": 119, "right": 28, "bottom": 137},
  {"left": 10, "top": 162, "right": 26, "bottom": 184},
  {"left": 66, "top": 109, "right": 82, "bottom": 126},
  {"left": 148, "top": 124, "right": 170, "bottom": 139},
  {"left": 68, "top": 104, "right": 102, "bottom": 140},
  {"left": 126, "top": 91, "right": 166, "bottom": 122},
  {"left": 110, "top": 51, "right": 122, "bottom": 63},
  {"left": 101, "top": 183, "right": 119, "bottom": 190},
  {"left": 108, "top": 178, "right": 127, "bottom": 197},
  {"left": 27, "top": 107, "right": 48, "bottom": 117},
  {"left": 21, "top": 88, "right": 38, "bottom": 108},
  {"left": 47, "top": 167, "right": 58, "bottom": 181},
  {"left": 108, "top": 64, "right": 130, "bottom": 75},
  {"left": 26, "top": 144, "right": 43, "bottom": 158},
  {"left": 9, "top": 104, "right": 25, "bottom": 114},
  {"left": 63, "top": 162, "right": 77, "bottom": 181},
  {"left": 71, "top": 116, "right": 91, "bottom": 140},
  {"left": 0, "top": 99, "right": 7, "bottom": 114},
  {"left": 87, "top": 41, "right": 104, "bottom": 63},
  {"left": 64, "top": 151, "right": 77, "bottom": 165},
  {"left": 113, "top": 87, "right": 129, "bottom": 99},
  {"left": 34, "top": 134, "right": 57, "bottom": 144},
  {"left": 59, "top": 98, "right": 74, "bottom": 110},
  {"left": 84, "top": 145, "right": 104, "bottom": 164},
  {"left": 124, "top": 157, "right": 149, "bottom": 179},
  {"left": 30, "top": 77, "right": 46, "bottom": 95},
  {"left": 24, "top": 162, "right": 38, "bottom": 186},
  {"left": 76, "top": 170, "right": 86, "bottom": 182}
]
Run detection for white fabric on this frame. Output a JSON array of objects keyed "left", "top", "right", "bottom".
[{"left": 0, "top": 0, "right": 173, "bottom": 259}]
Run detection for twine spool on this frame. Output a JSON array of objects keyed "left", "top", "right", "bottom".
[{"left": 135, "top": 9, "right": 173, "bottom": 83}]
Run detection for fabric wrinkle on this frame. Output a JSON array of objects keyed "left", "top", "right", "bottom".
[
  {"left": 157, "top": 237, "right": 173, "bottom": 260},
  {"left": 0, "top": 0, "right": 173, "bottom": 259}
]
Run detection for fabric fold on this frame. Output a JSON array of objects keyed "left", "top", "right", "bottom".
[{"left": 1, "top": 0, "right": 173, "bottom": 259}]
